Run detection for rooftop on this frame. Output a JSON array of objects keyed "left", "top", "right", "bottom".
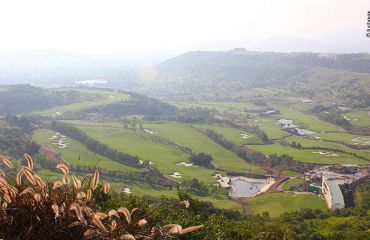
[{"left": 323, "top": 176, "right": 345, "bottom": 208}]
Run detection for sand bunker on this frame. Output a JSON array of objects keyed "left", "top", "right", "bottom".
[
  {"left": 312, "top": 151, "right": 338, "bottom": 157},
  {"left": 240, "top": 133, "right": 249, "bottom": 139},
  {"left": 48, "top": 132, "right": 69, "bottom": 149},
  {"left": 176, "top": 162, "right": 193, "bottom": 167},
  {"left": 214, "top": 174, "right": 231, "bottom": 188},
  {"left": 170, "top": 172, "right": 182, "bottom": 178},
  {"left": 144, "top": 129, "right": 157, "bottom": 134},
  {"left": 123, "top": 188, "right": 132, "bottom": 194}
]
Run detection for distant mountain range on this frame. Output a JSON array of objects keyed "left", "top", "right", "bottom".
[
  {"left": 140, "top": 49, "right": 370, "bottom": 107},
  {"left": 0, "top": 49, "right": 369, "bottom": 107}
]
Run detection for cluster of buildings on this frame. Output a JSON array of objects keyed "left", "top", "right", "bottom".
[{"left": 305, "top": 164, "right": 369, "bottom": 210}]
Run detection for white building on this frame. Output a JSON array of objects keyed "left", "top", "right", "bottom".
[{"left": 322, "top": 176, "right": 345, "bottom": 210}]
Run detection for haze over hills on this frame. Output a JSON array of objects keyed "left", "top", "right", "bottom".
[
  {"left": 0, "top": 50, "right": 369, "bottom": 240},
  {"left": 0, "top": 49, "right": 163, "bottom": 88},
  {"left": 1, "top": 1, "right": 370, "bottom": 239},
  {"left": 1, "top": 49, "right": 369, "bottom": 100}
]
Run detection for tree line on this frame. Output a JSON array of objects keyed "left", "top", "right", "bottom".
[
  {"left": 281, "top": 140, "right": 370, "bottom": 162},
  {"left": 35, "top": 153, "right": 175, "bottom": 188},
  {"left": 49, "top": 121, "right": 142, "bottom": 167},
  {"left": 200, "top": 128, "right": 267, "bottom": 166}
]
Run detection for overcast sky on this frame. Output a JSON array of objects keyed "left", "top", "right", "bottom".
[{"left": 0, "top": 0, "right": 369, "bottom": 55}]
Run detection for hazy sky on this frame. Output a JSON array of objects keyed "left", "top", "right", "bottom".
[{"left": 0, "top": 0, "right": 369, "bottom": 55}]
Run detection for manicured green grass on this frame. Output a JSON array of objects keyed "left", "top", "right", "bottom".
[
  {"left": 169, "top": 101, "right": 261, "bottom": 113},
  {"left": 281, "top": 170, "right": 301, "bottom": 177},
  {"left": 341, "top": 110, "right": 370, "bottom": 129},
  {"left": 144, "top": 122, "right": 265, "bottom": 174},
  {"left": 282, "top": 178, "right": 304, "bottom": 191},
  {"left": 198, "top": 101, "right": 261, "bottom": 112},
  {"left": 314, "top": 132, "right": 370, "bottom": 146},
  {"left": 270, "top": 104, "right": 342, "bottom": 132},
  {"left": 284, "top": 135, "right": 370, "bottom": 160},
  {"left": 255, "top": 117, "right": 289, "bottom": 140},
  {"left": 193, "top": 123, "right": 262, "bottom": 145},
  {"left": 35, "top": 91, "right": 130, "bottom": 116},
  {"left": 198, "top": 197, "right": 243, "bottom": 212},
  {"left": 244, "top": 192, "right": 326, "bottom": 217},
  {"left": 250, "top": 144, "right": 368, "bottom": 165},
  {"left": 69, "top": 123, "right": 220, "bottom": 184},
  {"left": 110, "top": 181, "right": 243, "bottom": 212},
  {"left": 32, "top": 129, "right": 141, "bottom": 172}
]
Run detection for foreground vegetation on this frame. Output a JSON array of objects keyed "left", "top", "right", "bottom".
[{"left": 1, "top": 154, "right": 369, "bottom": 240}]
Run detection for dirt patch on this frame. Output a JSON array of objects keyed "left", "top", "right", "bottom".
[
  {"left": 39, "top": 144, "right": 63, "bottom": 163},
  {"left": 231, "top": 197, "right": 252, "bottom": 214},
  {"left": 268, "top": 176, "right": 290, "bottom": 192}
]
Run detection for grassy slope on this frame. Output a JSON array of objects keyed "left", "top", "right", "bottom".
[
  {"left": 250, "top": 144, "right": 368, "bottom": 165},
  {"left": 70, "top": 123, "right": 220, "bottom": 184},
  {"left": 284, "top": 135, "right": 370, "bottom": 159},
  {"left": 244, "top": 192, "right": 326, "bottom": 217},
  {"left": 340, "top": 110, "right": 370, "bottom": 129},
  {"left": 192, "top": 123, "right": 262, "bottom": 145},
  {"left": 315, "top": 132, "right": 370, "bottom": 146},
  {"left": 282, "top": 178, "right": 304, "bottom": 191},
  {"left": 35, "top": 90, "right": 130, "bottom": 116},
  {"left": 256, "top": 117, "right": 289, "bottom": 140},
  {"left": 33, "top": 129, "right": 141, "bottom": 172},
  {"left": 144, "top": 122, "right": 265, "bottom": 174},
  {"left": 271, "top": 104, "right": 342, "bottom": 132},
  {"left": 281, "top": 170, "right": 301, "bottom": 177}
]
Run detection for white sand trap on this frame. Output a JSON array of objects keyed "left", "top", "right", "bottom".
[
  {"left": 312, "top": 151, "right": 326, "bottom": 155},
  {"left": 123, "top": 188, "right": 132, "bottom": 194},
  {"left": 240, "top": 133, "right": 249, "bottom": 139},
  {"left": 144, "top": 129, "right": 157, "bottom": 134},
  {"left": 313, "top": 151, "right": 338, "bottom": 157},
  {"left": 220, "top": 177, "right": 230, "bottom": 183},
  {"left": 170, "top": 172, "right": 182, "bottom": 178},
  {"left": 138, "top": 160, "right": 143, "bottom": 165},
  {"left": 149, "top": 161, "right": 154, "bottom": 165},
  {"left": 217, "top": 176, "right": 230, "bottom": 188},
  {"left": 214, "top": 174, "right": 230, "bottom": 188},
  {"left": 176, "top": 162, "right": 193, "bottom": 167}
]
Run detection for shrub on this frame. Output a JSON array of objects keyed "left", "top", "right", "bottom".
[{"left": 0, "top": 154, "right": 202, "bottom": 240}]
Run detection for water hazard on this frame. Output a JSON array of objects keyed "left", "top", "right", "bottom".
[{"left": 233, "top": 180, "right": 266, "bottom": 197}]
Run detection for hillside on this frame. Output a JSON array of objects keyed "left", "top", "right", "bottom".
[
  {"left": 0, "top": 84, "right": 107, "bottom": 114},
  {"left": 144, "top": 50, "right": 370, "bottom": 107}
]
